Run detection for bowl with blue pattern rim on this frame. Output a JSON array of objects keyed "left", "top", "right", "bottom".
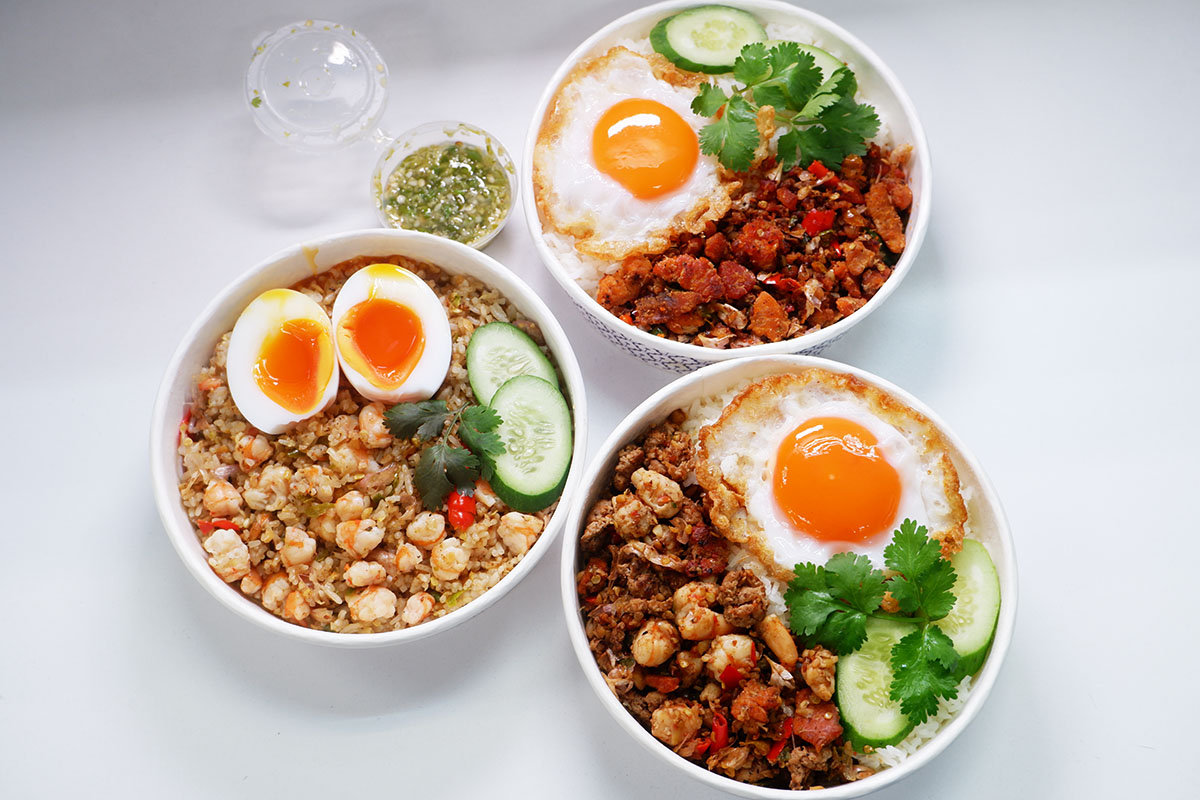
[{"left": 522, "top": 0, "right": 931, "bottom": 374}]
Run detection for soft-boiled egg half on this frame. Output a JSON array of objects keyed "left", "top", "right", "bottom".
[
  {"left": 697, "top": 370, "right": 968, "bottom": 580},
  {"left": 532, "top": 46, "right": 737, "bottom": 262},
  {"left": 330, "top": 263, "right": 451, "bottom": 404},
  {"left": 226, "top": 288, "right": 339, "bottom": 435}
]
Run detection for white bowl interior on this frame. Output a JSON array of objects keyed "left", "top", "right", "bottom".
[
  {"left": 151, "top": 229, "right": 587, "bottom": 647},
  {"left": 522, "top": 0, "right": 932, "bottom": 371},
  {"left": 560, "top": 355, "right": 1016, "bottom": 797}
]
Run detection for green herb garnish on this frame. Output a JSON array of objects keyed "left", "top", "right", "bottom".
[
  {"left": 692, "top": 41, "right": 880, "bottom": 172},
  {"left": 785, "top": 520, "right": 959, "bottom": 725},
  {"left": 384, "top": 399, "right": 504, "bottom": 509}
]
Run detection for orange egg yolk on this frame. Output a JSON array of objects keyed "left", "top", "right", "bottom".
[
  {"left": 253, "top": 318, "right": 334, "bottom": 414},
  {"left": 337, "top": 297, "right": 425, "bottom": 389},
  {"left": 592, "top": 98, "right": 699, "bottom": 199},
  {"left": 773, "top": 416, "right": 902, "bottom": 544}
]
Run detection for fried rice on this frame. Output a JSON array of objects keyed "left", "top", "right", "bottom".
[{"left": 177, "top": 255, "right": 560, "bottom": 633}]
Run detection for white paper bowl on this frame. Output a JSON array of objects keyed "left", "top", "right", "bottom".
[
  {"left": 560, "top": 355, "right": 1016, "bottom": 797},
  {"left": 523, "top": 0, "right": 932, "bottom": 373},
  {"left": 150, "top": 229, "right": 587, "bottom": 647}
]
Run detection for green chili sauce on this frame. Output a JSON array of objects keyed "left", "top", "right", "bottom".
[{"left": 381, "top": 141, "right": 511, "bottom": 244}]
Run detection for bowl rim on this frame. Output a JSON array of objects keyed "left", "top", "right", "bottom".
[
  {"left": 521, "top": 0, "right": 933, "bottom": 364},
  {"left": 558, "top": 354, "right": 1017, "bottom": 798},
  {"left": 150, "top": 228, "right": 587, "bottom": 648}
]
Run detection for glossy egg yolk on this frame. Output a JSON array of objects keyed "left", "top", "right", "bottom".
[
  {"left": 592, "top": 98, "right": 698, "bottom": 199},
  {"left": 253, "top": 318, "right": 334, "bottom": 414},
  {"left": 336, "top": 296, "right": 425, "bottom": 390},
  {"left": 773, "top": 416, "right": 901, "bottom": 544}
]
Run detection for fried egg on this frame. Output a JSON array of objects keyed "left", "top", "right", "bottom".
[
  {"left": 696, "top": 370, "right": 967, "bottom": 581},
  {"left": 330, "top": 263, "right": 451, "bottom": 404},
  {"left": 226, "top": 288, "right": 339, "bottom": 435},
  {"left": 532, "top": 46, "right": 738, "bottom": 262}
]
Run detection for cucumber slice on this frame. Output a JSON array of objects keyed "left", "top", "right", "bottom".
[
  {"left": 650, "top": 6, "right": 767, "bottom": 74},
  {"left": 761, "top": 41, "right": 845, "bottom": 84},
  {"left": 935, "top": 539, "right": 1002, "bottom": 676},
  {"left": 487, "top": 375, "right": 572, "bottom": 513},
  {"left": 836, "top": 617, "right": 918, "bottom": 749},
  {"left": 466, "top": 322, "right": 558, "bottom": 406}
]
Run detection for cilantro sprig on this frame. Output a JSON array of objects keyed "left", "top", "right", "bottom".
[
  {"left": 784, "top": 520, "right": 960, "bottom": 725},
  {"left": 384, "top": 400, "right": 504, "bottom": 509},
  {"left": 691, "top": 41, "right": 880, "bottom": 172}
]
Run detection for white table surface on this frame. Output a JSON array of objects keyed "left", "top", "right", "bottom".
[{"left": 2, "top": 0, "right": 1196, "bottom": 797}]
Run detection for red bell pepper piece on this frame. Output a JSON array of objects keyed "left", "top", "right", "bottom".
[
  {"left": 767, "top": 716, "right": 795, "bottom": 762},
  {"left": 711, "top": 712, "right": 729, "bottom": 750},
  {"left": 447, "top": 490, "right": 476, "bottom": 532},
  {"left": 197, "top": 518, "right": 240, "bottom": 535},
  {"left": 719, "top": 663, "right": 743, "bottom": 687},
  {"left": 802, "top": 209, "right": 837, "bottom": 237},
  {"left": 808, "top": 160, "right": 830, "bottom": 179}
]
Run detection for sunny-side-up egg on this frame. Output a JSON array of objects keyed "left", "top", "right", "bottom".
[
  {"left": 226, "top": 289, "right": 339, "bottom": 435},
  {"left": 330, "top": 263, "right": 451, "bottom": 404},
  {"left": 696, "top": 371, "right": 968, "bottom": 580},
  {"left": 532, "top": 46, "right": 738, "bottom": 261}
]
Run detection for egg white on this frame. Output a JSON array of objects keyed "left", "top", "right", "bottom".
[
  {"left": 533, "top": 47, "right": 733, "bottom": 261},
  {"left": 330, "top": 263, "right": 451, "bottom": 404},
  {"left": 741, "top": 399, "right": 926, "bottom": 570},
  {"left": 226, "top": 288, "right": 339, "bottom": 435}
]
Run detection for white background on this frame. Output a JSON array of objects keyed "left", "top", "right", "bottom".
[{"left": 1, "top": 0, "right": 1196, "bottom": 797}]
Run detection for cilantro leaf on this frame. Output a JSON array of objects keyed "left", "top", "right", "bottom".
[
  {"left": 732, "top": 42, "right": 771, "bottom": 86},
  {"left": 457, "top": 405, "right": 505, "bottom": 480},
  {"left": 698, "top": 95, "right": 759, "bottom": 172},
  {"left": 889, "top": 627, "right": 960, "bottom": 724},
  {"left": 885, "top": 520, "right": 958, "bottom": 620},
  {"left": 690, "top": 41, "right": 878, "bottom": 172},
  {"left": 785, "top": 553, "right": 885, "bottom": 653},
  {"left": 824, "top": 552, "right": 887, "bottom": 612},
  {"left": 384, "top": 400, "right": 449, "bottom": 440},
  {"left": 414, "top": 442, "right": 479, "bottom": 508},
  {"left": 776, "top": 129, "right": 802, "bottom": 170},
  {"left": 793, "top": 95, "right": 880, "bottom": 166},
  {"left": 691, "top": 83, "right": 729, "bottom": 117}
]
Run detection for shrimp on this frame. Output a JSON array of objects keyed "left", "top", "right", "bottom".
[
  {"left": 631, "top": 468, "right": 683, "bottom": 519},
  {"left": 611, "top": 492, "right": 655, "bottom": 540},
  {"left": 344, "top": 560, "right": 388, "bottom": 587},
  {"left": 498, "top": 512, "right": 543, "bottom": 556},
  {"left": 280, "top": 526, "right": 317, "bottom": 567},
  {"left": 650, "top": 700, "right": 704, "bottom": 748},
  {"left": 203, "top": 529, "right": 250, "bottom": 582},
  {"left": 234, "top": 433, "right": 273, "bottom": 470},
  {"left": 243, "top": 464, "right": 292, "bottom": 511},
  {"left": 283, "top": 590, "right": 311, "bottom": 624},
  {"left": 261, "top": 573, "right": 290, "bottom": 612},
  {"left": 401, "top": 591, "right": 435, "bottom": 625},
  {"left": 430, "top": 537, "right": 469, "bottom": 581},
  {"left": 358, "top": 403, "right": 393, "bottom": 449},
  {"left": 335, "top": 519, "right": 384, "bottom": 558},
  {"left": 394, "top": 542, "right": 423, "bottom": 573},
  {"left": 406, "top": 511, "right": 446, "bottom": 548},
  {"left": 631, "top": 619, "right": 681, "bottom": 667},
  {"left": 673, "top": 581, "right": 733, "bottom": 641},
  {"left": 335, "top": 490, "right": 368, "bottom": 521},
  {"left": 348, "top": 585, "right": 397, "bottom": 622},
  {"left": 202, "top": 479, "right": 242, "bottom": 517},
  {"left": 704, "top": 634, "right": 758, "bottom": 683},
  {"left": 328, "top": 441, "right": 370, "bottom": 476},
  {"left": 290, "top": 465, "right": 334, "bottom": 504}
]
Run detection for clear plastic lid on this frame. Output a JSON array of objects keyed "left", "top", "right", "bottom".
[{"left": 245, "top": 20, "right": 388, "bottom": 151}]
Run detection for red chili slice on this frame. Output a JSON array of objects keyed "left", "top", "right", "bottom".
[
  {"left": 802, "top": 209, "right": 837, "bottom": 236},
  {"left": 711, "top": 712, "right": 729, "bottom": 750},
  {"left": 808, "top": 160, "right": 830, "bottom": 179},
  {"left": 767, "top": 716, "right": 795, "bottom": 762},
  {"left": 197, "top": 518, "right": 240, "bottom": 535}
]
